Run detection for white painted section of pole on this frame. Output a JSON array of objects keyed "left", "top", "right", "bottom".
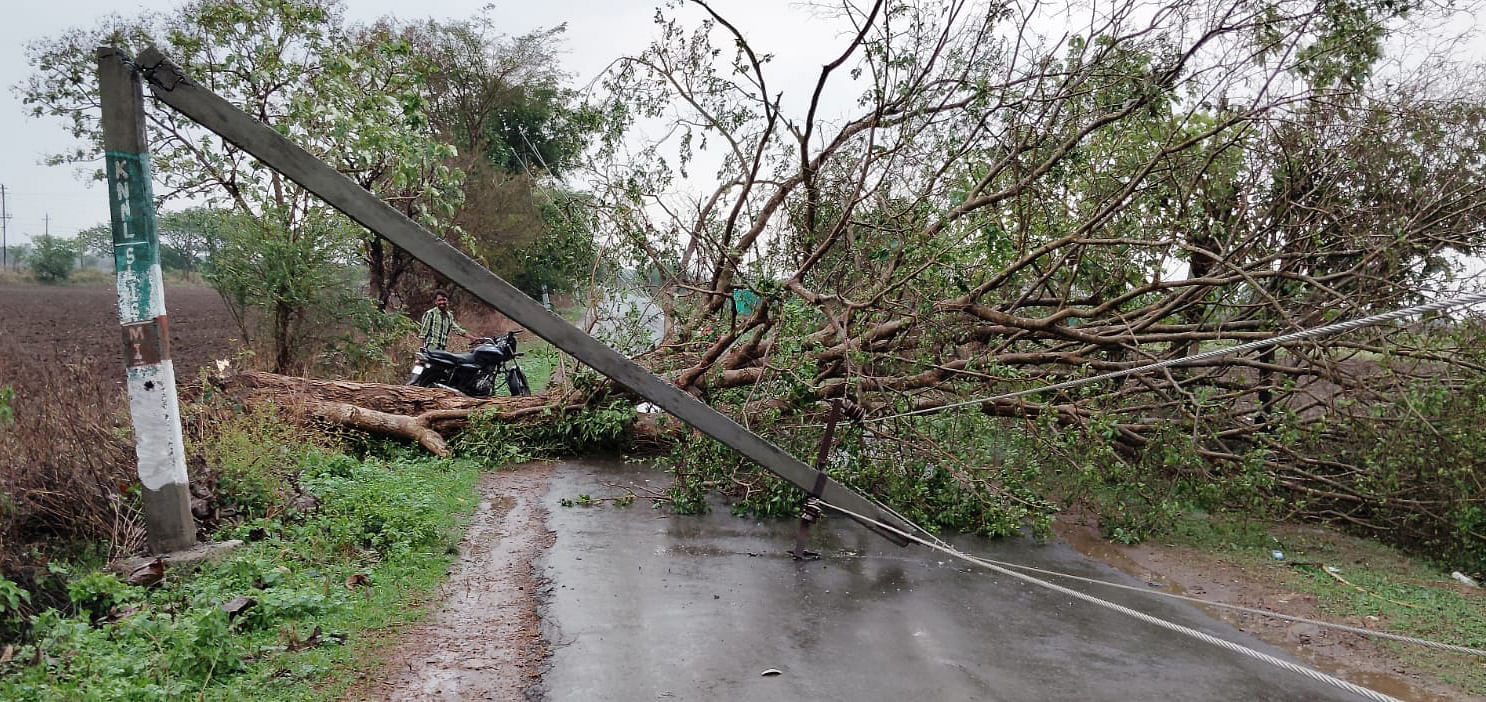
[
  {"left": 116, "top": 261, "right": 166, "bottom": 323},
  {"left": 126, "top": 361, "right": 189, "bottom": 491}
]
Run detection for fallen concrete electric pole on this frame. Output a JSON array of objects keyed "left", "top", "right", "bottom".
[{"left": 119, "top": 46, "right": 911, "bottom": 546}]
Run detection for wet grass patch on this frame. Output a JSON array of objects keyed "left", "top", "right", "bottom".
[
  {"left": 0, "top": 449, "right": 483, "bottom": 701},
  {"left": 1166, "top": 515, "right": 1486, "bottom": 695}
]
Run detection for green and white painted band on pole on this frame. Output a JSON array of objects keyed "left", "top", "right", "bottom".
[{"left": 98, "top": 47, "right": 196, "bottom": 554}]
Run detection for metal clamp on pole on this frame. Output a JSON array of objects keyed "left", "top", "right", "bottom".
[
  {"left": 794, "top": 399, "right": 842, "bottom": 560},
  {"left": 792, "top": 497, "right": 824, "bottom": 560}
]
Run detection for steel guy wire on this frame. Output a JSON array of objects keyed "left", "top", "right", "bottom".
[
  {"left": 864, "top": 289, "right": 1486, "bottom": 423},
  {"left": 947, "top": 548, "right": 1486, "bottom": 657},
  {"left": 818, "top": 500, "right": 1404, "bottom": 702},
  {"left": 823, "top": 498, "right": 1486, "bottom": 660}
]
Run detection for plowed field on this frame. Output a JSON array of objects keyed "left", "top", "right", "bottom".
[{"left": 0, "top": 283, "right": 241, "bottom": 394}]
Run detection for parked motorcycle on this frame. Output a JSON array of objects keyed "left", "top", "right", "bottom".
[{"left": 407, "top": 330, "right": 532, "bottom": 397}]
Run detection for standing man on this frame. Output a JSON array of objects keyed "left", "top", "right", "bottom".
[{"left": 417, "top": 289, "right": 476, "bottom": 351}]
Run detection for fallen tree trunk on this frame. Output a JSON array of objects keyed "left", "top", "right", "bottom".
[
  {"left": 214, "top": 370, "right": 677, "bottom": 455},
  {"left": 225, "top": 371, "right": 556, "bottom": 415},
  {"left": 300, "top": 398, "right": 454, "bottom": 456}
]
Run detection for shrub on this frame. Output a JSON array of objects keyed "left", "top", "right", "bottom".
[
  {"left": 1309, "top": 376, "right": 1486, "bottom": 572},
  {"left": 190, "top": 405, "right": 331, "bottom": 521},
  {"left": 0, "top": 340, "right": 139, "bottom": 584},
  {"left": 27, "top": 234, "right": 76, "bottom": 283}
]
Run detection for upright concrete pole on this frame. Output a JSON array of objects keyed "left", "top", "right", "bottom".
[{"left": 97, "top": 47, "right": 196, "bottom": 553}]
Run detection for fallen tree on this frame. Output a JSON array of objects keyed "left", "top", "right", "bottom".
[
  {"left": 198, "top": 0, "right": 1486, "bottom": 571},
  {"left": 214, "top": 370, "right": 675, "bottom": 455},
  {"left": 568, "top": 0, "right": 1486, "bottom": 569}
]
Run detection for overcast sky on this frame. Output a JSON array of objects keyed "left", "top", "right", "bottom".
[
  {"left": 5, "top": 1, "right": 1486, "bottom": 252},
  {"left": 0, "top": 0, "right": 849, "bottom": 249}
]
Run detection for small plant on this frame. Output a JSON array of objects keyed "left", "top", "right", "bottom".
[
  {"left": 0, "top": 385, "right": 13, "bottom": 425},
  {"left": 0, "top": 576, "right": 31, "bottom": 638},
  {"left": 66, "top": 571, "right": 140, "bottom": 620}
]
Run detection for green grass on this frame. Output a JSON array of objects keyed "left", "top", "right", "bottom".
[
  {"left": 518, "top": 344, "right": 560, "bottom": 394},
  {"left": 1167, "top": 515, "right": 1486, "bottom": 695},
  {"left": 0, "top": 449, "right": 484, "bottom": 701}
]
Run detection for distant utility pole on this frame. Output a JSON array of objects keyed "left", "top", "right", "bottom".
[
  {"left": 1, "top": 184, "right": 9, "bottom": 270},
  {"left": 43, "top": 212, "right": 49, "bottom": 236},
  {"left": 98, "top": 47, "right": 196, "bottom": 554}
]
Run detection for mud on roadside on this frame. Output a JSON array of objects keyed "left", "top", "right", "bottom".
[
  {"left": 1054, "top": 514, "right": 1482, "bottom": 702},
  {"left": 348, "top": 463, "right": 555, "bottom": 701}
]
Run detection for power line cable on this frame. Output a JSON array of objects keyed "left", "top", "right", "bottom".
[
  {"left": 935, "top": 547, "right": 1486, "bottom": 657},
  {"left": 819, "top": 499, "right": 1407, "bottom": 702},
  {"left": 863, "top": 289, "right": 1486, "bottom": 423}
]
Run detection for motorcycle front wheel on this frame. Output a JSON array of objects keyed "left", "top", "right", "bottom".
[{"left": 506, "top": 366, "right": 532, "bottom": 397}]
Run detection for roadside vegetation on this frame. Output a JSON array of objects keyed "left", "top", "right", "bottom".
[
  {"left": 1, "top": 0, "right": 606, "bottom": 695},
  {"left": 1, "top": 389, "right": 487, "bottom": 700},
  {"left": 1162, "top": 515, "right": 1486, "bottom": 696},
  {"left": 0, "top": 331, "right": 631, "bottom": 699},
  {"left": 1, "top": 452, "right": 483, "bottom": 700}
]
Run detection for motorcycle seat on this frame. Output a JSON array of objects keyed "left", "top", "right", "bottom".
[{"left": 425, "top": 349, "right": 470, "bottom": 364}]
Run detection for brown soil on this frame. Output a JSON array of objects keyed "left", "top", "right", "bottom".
[
  {"left": 1054, "top": 515, "right": 1480, "bottom": 702},
  {"left": 0, "top": 282, "right": 242, "bottom": 391},
  {"left": 348, "top": 463, "right": 554, "bottom": 701}
]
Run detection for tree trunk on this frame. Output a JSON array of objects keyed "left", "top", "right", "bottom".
[
  {"left": 213, "top": 370, "right": 680, "bottom": 455},
  {"left": 227, "top": 370, "right": 556, "bottom": 416},
  {"left": 367, "top": 237, "right": 389, "bottom": 311},
  {"left": 273, "top": 301, "right": 292, "bottom": 373}
]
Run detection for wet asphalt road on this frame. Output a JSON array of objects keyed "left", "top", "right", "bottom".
[{"left": 537, "top": 459, "right": 1357, "bottom": 701}]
